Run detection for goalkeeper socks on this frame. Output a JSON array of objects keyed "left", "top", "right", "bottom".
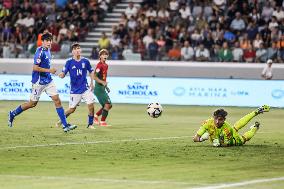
[
  {"left": 12, "top": 105, "right": 23, "bottom": 116},
  {"left": 233, "top": 112, "right": 256, "bottom": 131},
  {"left": 101, "top": 109, "right": 109, "bottom": 121},
  {"left": 243, "top": 127, "right": 258, "bottom": 142},
  {"left": 96, "top": 108, "right": 103, "bottom": 117},
  {"left": 88, "top": 115, "right": 94, "bottom": 125},
  {"left": 56, "top": 107, "right": 68, "bottom": 127}
]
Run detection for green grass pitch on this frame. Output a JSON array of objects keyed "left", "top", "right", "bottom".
[{"left": 0, "top": 101, "right": 283, "bottom": 189}]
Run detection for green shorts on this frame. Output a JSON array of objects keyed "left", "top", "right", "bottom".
[{"left": 94, "top": 86, "right": 112, "bottom": 106}]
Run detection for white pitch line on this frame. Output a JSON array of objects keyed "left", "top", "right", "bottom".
[
  {"left": 191, "top": 177, "right": 284, "bottom": 189},
  {"left": 0, "top": 175, "right": 190, "bottom": 186},
  {"left": 0, "top": 136, "right": 192, "bottom": 150}
]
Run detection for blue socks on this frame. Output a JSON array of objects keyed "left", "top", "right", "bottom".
[
  {"left": 12, "top": 105, "right": 23, "bottom": 116},
  {"left": 88, "top": 115, "right": 94, "bottom": 126},
  {"left": 56, "top": 107, "right": 68, "bottom": 127}
]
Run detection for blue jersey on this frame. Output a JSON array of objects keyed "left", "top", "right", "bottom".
[
  {"left": 63, "top": 57, "right": 93, "bottom": 94},
  {"left": 31, "top": 47, "right": 53, "bottom": 85}
]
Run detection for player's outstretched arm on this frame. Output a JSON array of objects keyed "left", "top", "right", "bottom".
[{"left": 33, "top": 65, "right": 56, "bottom": 74}]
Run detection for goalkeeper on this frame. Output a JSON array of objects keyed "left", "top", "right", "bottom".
[{"left": 193, "top": 105, "right": 270, "bottom": 147}]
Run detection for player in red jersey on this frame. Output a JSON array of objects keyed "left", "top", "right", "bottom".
[{"left": 93, "top": 49, "right": 112, "bottom": 126}]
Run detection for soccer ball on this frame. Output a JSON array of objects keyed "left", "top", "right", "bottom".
[{"left": 147, "top": 102, "right": 163, "bottom": 118}]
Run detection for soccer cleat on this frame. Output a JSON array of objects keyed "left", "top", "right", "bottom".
[
  {"left": 8, "top": 111, "right": 15, "bottom": 127},
  {"left": 250, "top": 121, "right": 260, "bottom": 130},
  {"left": 99, "top": 121, "right": 110, "bottom": 127},
  {"left": 255, "top": 105, "right": 270, "bottom": 114},
  {"left": 94, "top": 116, "right": 100, "bottom": 125},
  {"left": 63, "top": 124, "right": 77, "bottom": 132},
  {"left": 87, "top": 125, "right": 96, "bottom": 129}
]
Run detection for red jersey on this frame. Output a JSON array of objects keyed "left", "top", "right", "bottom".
[{"left": 95, "top": 62, "right": 108, "bottom": 82}]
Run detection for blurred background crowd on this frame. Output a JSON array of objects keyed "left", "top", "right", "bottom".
[{"left": 1, "top": 0, "right": 284, "bottom": 63}]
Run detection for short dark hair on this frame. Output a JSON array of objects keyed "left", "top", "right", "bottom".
[
  {"left": 213, "top": 109, "right": 228, "bottom": 118},
  {"left": 41, "top": 32, "right": 52, "bottom": 41},
  {"left": 71, "top": 43, "right": 80, "bottom": 50}
]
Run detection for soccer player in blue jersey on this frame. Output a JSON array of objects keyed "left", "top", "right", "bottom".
[
  {"left": 57, "top": 43, "right": 96, "bottom": 128},
  {"left": 8, "top": 32, "right": 77, "bottom": 132}
]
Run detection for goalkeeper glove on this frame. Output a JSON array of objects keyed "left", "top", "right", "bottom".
[
  {"left": 213, "top": 139, "right": 220, "bottom": 147},
  {"left": 199, "top": 132, "right": 209, "bottom": 142}
]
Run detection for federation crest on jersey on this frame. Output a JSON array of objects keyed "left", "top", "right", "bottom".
[
  {"left": 96, "top": 68, "right": 100, "bottom": 73},
  {"left": 82, "top": 63, "right": 85, "bottom": 68},
  {"left": 36, "top": 59, "right": 41, "bottom": 63}
]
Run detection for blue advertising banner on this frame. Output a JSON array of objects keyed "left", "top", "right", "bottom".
[{"left": 0, "top": 75, "right": 283, "bottom": 107}]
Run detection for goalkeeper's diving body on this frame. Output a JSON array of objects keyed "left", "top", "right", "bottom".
[{"left": 193, "top": 105, "right": 270, "bottom": 147}]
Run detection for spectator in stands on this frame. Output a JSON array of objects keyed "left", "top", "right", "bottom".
[
  {"left": 276, "top": 35, "right": 284, "bottom": 62},
  {"left": 246, "top": 21, "right": 258, "bottom": 41},
  {"left": 256, "top": 43, "right": 267, "bottom": 63},
  {"left": 213, "top": 0, "right": 226, "bottom": 13},
  {"left": 266, "top": 42, "right": 278, "bottom": 61},
  {"left": 111, "top": 46, "right": 120, "bottom": 60},
  {"left": 110, "top": 33, "right": 120, "bottom": 48},
  {"left": 243, "top": 44, "right": 256, "bottom": 63},
  {"left": 232, "top": 41, "right": 244, "bottom": 62},
  {"left": 98, "top": 32, "right": 110, "bottom": 50},
  {"left": 22, "top": 13, "right": 35, "bottom": 28},
  {"left": 1, "top": 22, "right": 12, "bottom": 43},
  {"left": 146, "top": 7, "right": 157, "bottom": 18},
  {"left": 273, "top": 6, "right": 284, "bottom": 21},
  {"left": 125, "top": 1, "right": 138, "bottom": 19},
  {"left": 148, "top": 39, "right": 159, "bottom": 60},
  {"left": 253, "top": 34, "right": 264, "bottom": 49},
  {"left": 230, "top": 12, "right": 246, "bottom": 33},
  {"left": 57, "top": 23, "right": 68, "bottom": 44},
  {"left": 218, "top": 42, "right": 233, "bottom": 62},
  {"left": 169, "top": 0, "right": 179, "bottom": 13},
  {"left": 179, "top": 4, "right": 191, "bottom": 21},
  {"left": 249, "top": 8, "right": 261, "bottom": 22},
  {"left": 127, "top": 15, "right": 137, "bottom": 30},
  {"left": 157, "top": 7, "right": 170, "bottom": 24},
  {"left": 181, "top": 40, "right": 194, "bottom": 61},
  {"left": 116, "top": 24, "right": 128, "bottom": 40},
  {"left": 223, "top": 29, "right": 236, "bottom": 43},
  {"left": 261, "top": 2, "right": 274, "bottom": 22},
  {"left": 90, "top": 47, "right": 99, "bottom": 60},
  {"left": 268, "top": 16, "right": 279, "bottom": 31},
  {"left": 142, "top": 29, "right": 154, "bottom": 49},
  {"left": 15, "top": 13, "right": 25, "bottom": 27},
  {"left": 195, "top": 43, "right": 210, "bottom": 62},
  {"left": 261, "top": 59, "right": 273, "bottom": 80},
  {"left": 168, "top": 42, "right": 181, "bottom": 61},
  {"left": 240, "top": 34, "right": 250, "bottom": 50},
  {"left": 133, "top": 38, "right": 146, "bottom": 60}
]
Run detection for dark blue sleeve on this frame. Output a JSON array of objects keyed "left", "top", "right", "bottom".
[
  {"left": 62, "top": 60, "right": 70, "bottom": 75},
  {"left": 33, "top": 47, "right": 44, "bottom": 65}
]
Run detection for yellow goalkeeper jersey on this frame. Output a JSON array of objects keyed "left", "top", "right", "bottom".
[{"left": 197, "top": 118, "right": 244, "bottom": 146}]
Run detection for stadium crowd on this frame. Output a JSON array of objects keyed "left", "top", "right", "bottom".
[
  {"left": 0, "top": 0, "right": 117, "bottom": 58},
  {"left": 1, "top": 0, "right": 284, "bottom": 63}
]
